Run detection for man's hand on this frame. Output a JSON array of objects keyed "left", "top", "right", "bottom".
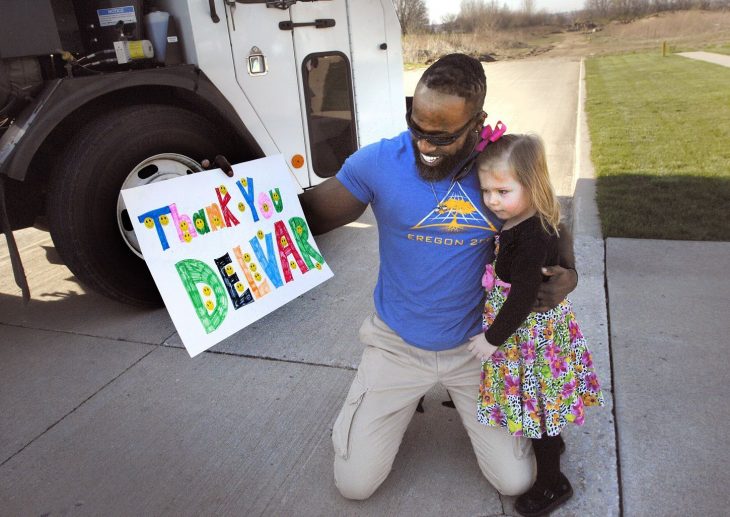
[
  {"left": 201, "top": 155, "right": 233, "bottom": 177},
  {"left": 534, "top": 265, "right": 578, "bottom": 312},
  {"left": 467, "top": 333, "right": 498, "bottom": 362}
]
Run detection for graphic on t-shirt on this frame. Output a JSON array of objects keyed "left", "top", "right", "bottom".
[{"left": 412, "top": 182, "right": 497, "bottom": 232}]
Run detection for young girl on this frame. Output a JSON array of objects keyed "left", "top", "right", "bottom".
[{"left": 467, "top": 133, "right": 604, "bottom": 517}]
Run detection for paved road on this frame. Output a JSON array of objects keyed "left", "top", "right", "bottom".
[
  {"left": 1, "top": 58, "right": 609, "bottom": 516},
  {"left": 677, "top": 51, "right": 730, "bottom": 68}
]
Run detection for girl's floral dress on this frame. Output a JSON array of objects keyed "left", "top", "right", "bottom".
[{"left": 477, "top": 236, "right": 604, "bottom": 438}]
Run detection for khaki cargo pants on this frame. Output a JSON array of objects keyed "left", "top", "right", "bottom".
[{"left": 332, "top": 313, "right": 536, "bottom": 500}]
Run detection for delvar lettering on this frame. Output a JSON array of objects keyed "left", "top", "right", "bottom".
[{"left": 136, "top": 177, "right": 324, "bottom": 333}]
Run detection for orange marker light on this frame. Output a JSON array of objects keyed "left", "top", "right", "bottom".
[{"left": 291, "top": 154, "right": 305, "bottom": 168}]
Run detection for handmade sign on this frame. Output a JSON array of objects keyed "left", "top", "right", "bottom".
[{"left": 121, "top": 155, "right": 333, "bottom": 357}]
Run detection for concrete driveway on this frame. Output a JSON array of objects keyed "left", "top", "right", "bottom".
[{"left": 1, "top": 57, "right": 616, "bottom": 516}]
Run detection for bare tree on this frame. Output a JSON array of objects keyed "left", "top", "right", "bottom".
[
  {"left": 457, "top": 0, "right": 505, "bottom": 31},
  {"left": 585, "top": 0, "right": 612, "bottom": 16},
  {"left": 394, "top": 0, "right": 430, "bottom": 35},
  {"left": 522, "top": 0, "right": 536, "bottom": 15}
]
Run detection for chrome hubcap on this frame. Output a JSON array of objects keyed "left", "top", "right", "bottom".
[{"left": 116, "top": 153, "right": 203, "bottom": 258}]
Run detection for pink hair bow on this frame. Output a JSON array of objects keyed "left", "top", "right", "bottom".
[{"left": 475, "top": 121, "right": 506, "bottom": 152}]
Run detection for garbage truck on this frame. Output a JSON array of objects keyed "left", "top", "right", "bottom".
[{"left": 0, "top": 0, "right": 406, "bottom": 305}]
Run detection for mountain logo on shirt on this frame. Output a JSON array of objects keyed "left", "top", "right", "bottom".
[{"left": 411, "top": 182, "right": 498, "bottom": 233}]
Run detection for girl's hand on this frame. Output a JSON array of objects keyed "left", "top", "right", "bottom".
[{"left": 467, "top": 334, "right": 498, "bottom": 362}]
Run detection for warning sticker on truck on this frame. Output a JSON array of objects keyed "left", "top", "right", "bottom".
[{"left": 97, "top": 6, "right": 137, "bottom": 27}]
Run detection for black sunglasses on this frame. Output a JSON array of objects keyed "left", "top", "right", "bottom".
[{"left": 406, "top": 108, "right": 483, "bottom": 147}]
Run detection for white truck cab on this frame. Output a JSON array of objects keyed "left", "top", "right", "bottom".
[{"left": 0, "top": 0, "right": 405, "bottom": 305}]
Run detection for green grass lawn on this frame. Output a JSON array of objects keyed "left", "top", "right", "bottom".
[{"left": 585, "top": 52, "right": 730, "bottom": 241}]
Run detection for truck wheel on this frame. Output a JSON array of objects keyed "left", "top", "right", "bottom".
[{"left": 47, "top": 104, "right": 239, "bottom": 306}]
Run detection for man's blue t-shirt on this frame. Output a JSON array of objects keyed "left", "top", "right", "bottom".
[{"left": 337, "top": 131, "right": 502, "bottom": 351}]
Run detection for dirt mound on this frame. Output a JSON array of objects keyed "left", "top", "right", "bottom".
[
  {"left": 542, "top": 10, "right": 730, "bottom": 58},
  {"left": 606, "top": 10, "right": 730, "bottom": 41}
]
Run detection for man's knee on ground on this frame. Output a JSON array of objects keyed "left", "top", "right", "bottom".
[
  {"left": 335, "top": 473, "right": 380, "bottom": 501},
  {"left": 334, "top": 459, "right": 387, "bottom": 500},
  {"left": 487, "top": 465, "right": 534, "bottom": 496},
  {"left": 334, "top": 476, "right": 379, "bottom": 501}
]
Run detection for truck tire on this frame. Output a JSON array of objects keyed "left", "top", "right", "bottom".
[{"left": 47, "top": 104, "right": 239, "bottom": 306}]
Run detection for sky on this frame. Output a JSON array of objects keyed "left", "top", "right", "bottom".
[{"left": 424, "top": 0, "right": 585, "bottom": 24}]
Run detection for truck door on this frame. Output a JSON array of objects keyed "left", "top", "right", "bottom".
[{"left": 229, "top": 0, "right": 356, "bottom": 187}]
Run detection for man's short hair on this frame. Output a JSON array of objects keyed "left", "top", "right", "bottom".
[{"left": 419, "top": 54, "right": 487, "bottom": 111}]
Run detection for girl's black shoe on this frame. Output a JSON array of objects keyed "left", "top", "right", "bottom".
[{"left": 514, "top": 472, "right": 573, "bottom": 517}]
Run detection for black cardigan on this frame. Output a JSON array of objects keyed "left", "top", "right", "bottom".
[{"left": 485, "top": 215, "right": 560, "bottom": 347}]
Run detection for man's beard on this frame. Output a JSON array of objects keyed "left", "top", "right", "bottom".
[{"left": 411, "top": 132, "right": 478, "bottom": 182}]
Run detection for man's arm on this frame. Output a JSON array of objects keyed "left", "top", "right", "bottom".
[
  {"left": 534, "top": 222, "right": 578, "bottom": 312},
  {"left": 298, "top": 177, "right": 368, "bottom": 236}
]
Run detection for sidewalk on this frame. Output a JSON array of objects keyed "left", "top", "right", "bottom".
[
  {"left": 677, "top": 51, "right": 730, "bottom": 68},
  {"left": 606, "top": 238, "right": 730, "bottom": 517}
]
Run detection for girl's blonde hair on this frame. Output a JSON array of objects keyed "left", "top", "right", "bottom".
[{"left": 476, "top": 133, "right": 561, "bottom": 235}]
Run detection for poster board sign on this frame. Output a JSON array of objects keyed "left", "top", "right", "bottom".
[{"left": 121, "top": 155, "right": 333, "bottom": 357}]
